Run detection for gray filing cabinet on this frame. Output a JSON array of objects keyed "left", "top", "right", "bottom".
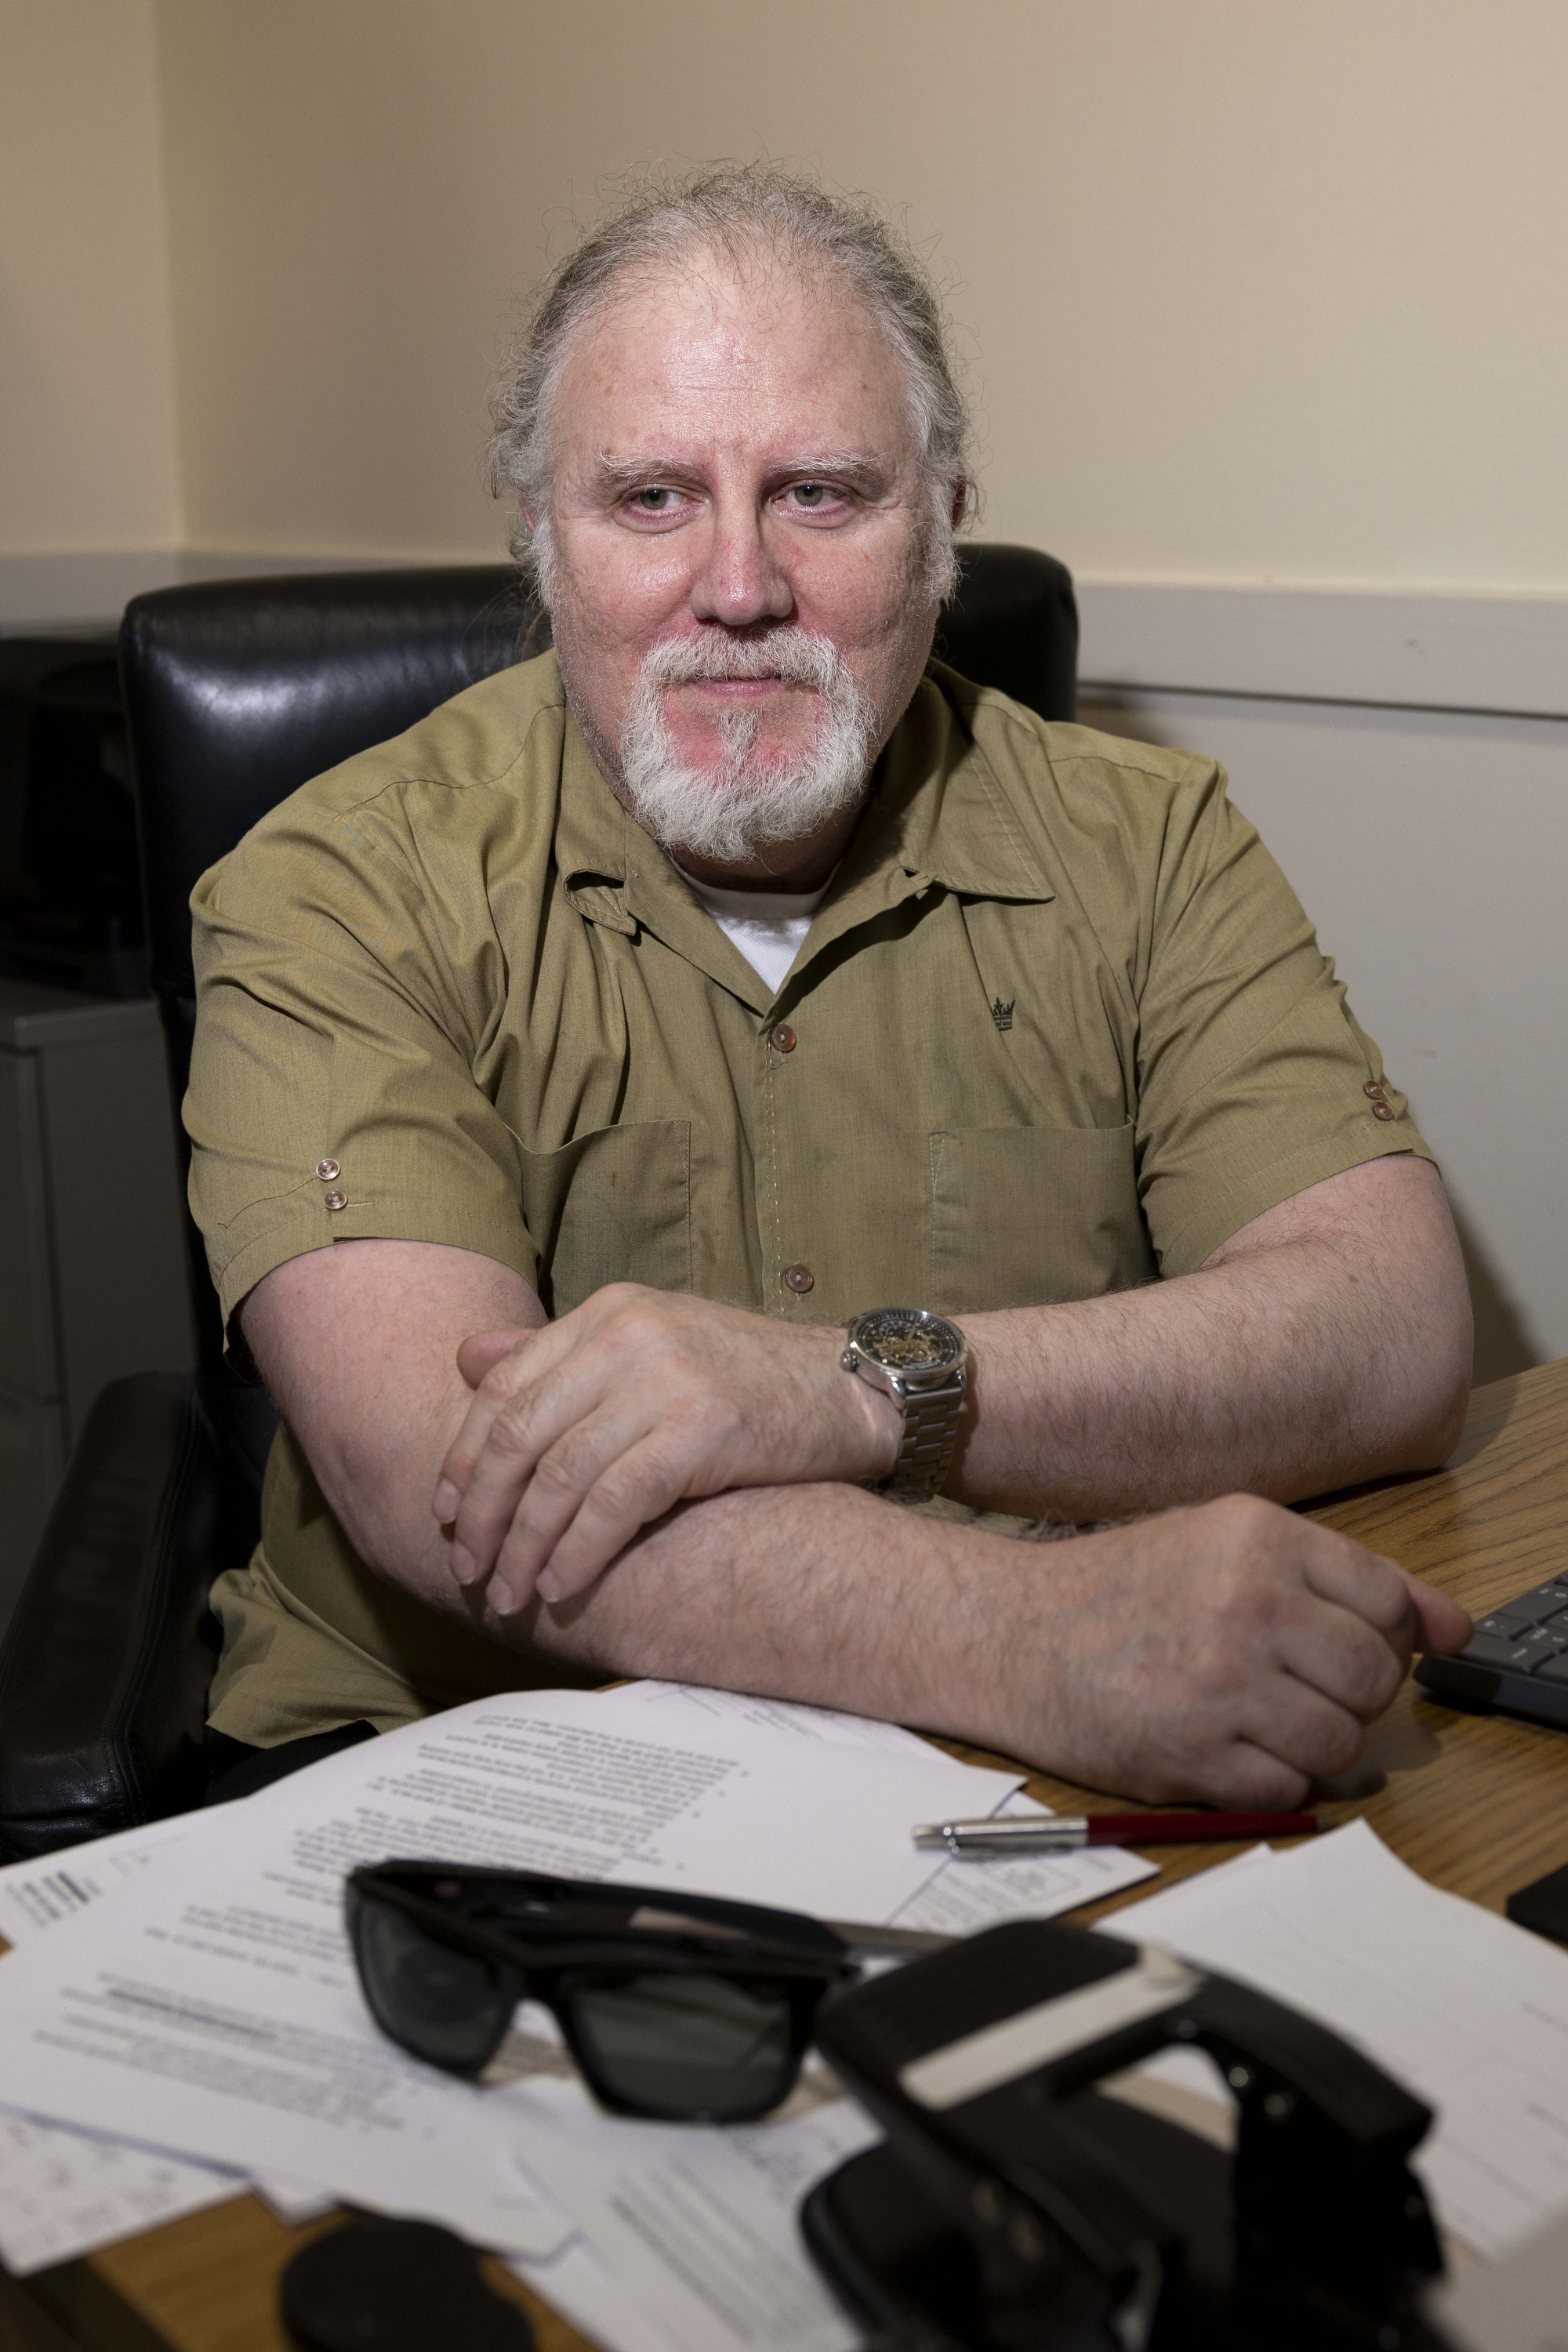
[{"left": 0, "top": 978, "right": 195, "bottom": 1633}]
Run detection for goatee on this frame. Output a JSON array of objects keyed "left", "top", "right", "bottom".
[{"left": 614, "top": 630, "right": 881, "bottom": 866}]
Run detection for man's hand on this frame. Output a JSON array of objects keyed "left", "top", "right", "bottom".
[
  {"left": 986, "top": 1493, "right": 1472, "bottom": 1806},
  {"left": 432, "top": 1284, "right": 901, "bottom": 1610}
]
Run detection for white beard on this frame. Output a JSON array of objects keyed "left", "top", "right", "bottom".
[{"left": 615, "top": 630, "right": 881, "bottom": 866}]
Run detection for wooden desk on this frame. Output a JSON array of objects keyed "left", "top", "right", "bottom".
[{"left": 10, "top": 1360, "right": 1568, "bottom": 2352}]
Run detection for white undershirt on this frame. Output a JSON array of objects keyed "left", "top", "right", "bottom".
[{"left": 677, "top": 868, "right": 833, "bottom": 997}]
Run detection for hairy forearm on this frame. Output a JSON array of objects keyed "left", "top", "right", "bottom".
[
  {"left": 495, "top": 1482, "right": 1018, "bottom": 1733},
  {"left": 949, "top": 1159, "right": 1472, "bottom": 1519}
]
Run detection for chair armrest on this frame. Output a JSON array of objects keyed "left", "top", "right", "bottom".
[{"left": 0, "top": 1371, "right": 274, "bottom": 1859}]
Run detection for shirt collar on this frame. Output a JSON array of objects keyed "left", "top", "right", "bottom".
[
  {"left": 553, "top": 684, "right": 631, "bottom": 905},
  {"left": 846, "top": 662, "right": 1055, "bottom": 905},
  {"left": 554, "top": 692, "right": 776, "bottom": 1007}
]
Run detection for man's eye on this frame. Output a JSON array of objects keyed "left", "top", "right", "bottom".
[
  {"left": 632, "top": 488, "right": 679, "bottom": 513},
  {"left": 791, "top": 484, "right": 829, "bottom": 508}
]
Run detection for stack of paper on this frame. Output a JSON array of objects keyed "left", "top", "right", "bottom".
[
  {"left": 1105, "top": 1822, "right": 1568, "bottom": 2264},
  {"left": 10, "top": 1686, "right": 1568, "bottom": 2348},
  {"left": 0, "top": 1679, "right": 1154, "bottom": 2352}
]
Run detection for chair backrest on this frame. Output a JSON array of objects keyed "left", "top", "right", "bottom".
[{"left": 119, "top": 546, "right": 1076, "bottom": 1367}]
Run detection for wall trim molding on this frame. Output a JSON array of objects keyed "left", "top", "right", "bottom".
[
  {"left": 1074, "top": 578, "right": 1568, "bottom": 721},
  {"left": 5, "top": 549, "right": 1566, "bottom": 720}
]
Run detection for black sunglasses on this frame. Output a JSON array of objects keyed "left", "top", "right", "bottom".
[{"left": 346, "top": 1861, "right": 947, "bottom": 2125}]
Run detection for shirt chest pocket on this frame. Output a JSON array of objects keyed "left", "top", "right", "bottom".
[
  {"left": 927, "top": 1123, "right": 1156, "bottom": 1313},
  {"left": 517, "top": 1120, "right": 693, "bottom": 1316}
]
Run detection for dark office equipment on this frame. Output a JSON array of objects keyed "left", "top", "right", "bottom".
[
  {"left": 0, "top": 982, "right": 194, "bottom": 1634},
  {"left": 1415, "top": 1573, "right": 1568, "bottom": 1731},
  {"left": 1506, "top": 1859, "right": 1568, "bottom": 1945},
  {"left": 804, "top": 1916, "right": 1450, "bottom": 2351},
  {"left": 0, "top": 549, "right": 1077, "bottom": 1860},
  {"left": 0, "top": 630, "right": 149, "bottom": 997},
  {"left": 280, "top": 2215, "right": 535, "bottom": 2352}
]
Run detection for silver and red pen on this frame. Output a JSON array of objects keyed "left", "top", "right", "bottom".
[{"left": 913, "top": 1809, "right": 1320, "bottom": 1857}]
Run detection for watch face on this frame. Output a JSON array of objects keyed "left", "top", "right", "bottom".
[{"left": 854, "top": 1307, "right": 964, "bottom": 1375}]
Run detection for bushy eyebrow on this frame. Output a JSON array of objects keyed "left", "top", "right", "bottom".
[{"left": 586, "top": 449, "right": 890, "bottom": 496}]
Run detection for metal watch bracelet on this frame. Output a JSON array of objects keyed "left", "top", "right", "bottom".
[{"left": 884, "top": 1374, "right": 966, "bottom": 1498}]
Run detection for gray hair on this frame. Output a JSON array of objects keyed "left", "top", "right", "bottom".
[{"left": 486, "top": 163, "right": 973, "bottom": 604}]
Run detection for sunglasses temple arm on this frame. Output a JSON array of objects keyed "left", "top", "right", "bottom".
[{"left": 822, "top": 1920, "right": 956, "bottom": 1962}]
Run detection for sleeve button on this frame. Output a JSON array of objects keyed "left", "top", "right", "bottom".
[
  {"left": 316, "top": 1157, "right": 341, "bottom": 1180},
  {"left": 1373, "top": 1104, "right": 1396, "bottom": 1121},
  {"left": 323, "top": 1189, "right": 349, "bottom": 1210}
]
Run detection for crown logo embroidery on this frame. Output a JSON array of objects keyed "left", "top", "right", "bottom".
[{"left": 991, "top": 996, "right": 1015, "bottom": 1033}]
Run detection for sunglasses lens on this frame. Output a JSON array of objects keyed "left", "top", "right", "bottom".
[
  {"left": 355, "top": 1898, "right": 517, "bottom": 2074},
  {"left": 561, "top": 1969, "right": 800, "bottom": 2120}
]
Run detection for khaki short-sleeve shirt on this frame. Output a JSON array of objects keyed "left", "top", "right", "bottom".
[{"left": 188, "top": 653, "right": 1429, "bottom": 1744}]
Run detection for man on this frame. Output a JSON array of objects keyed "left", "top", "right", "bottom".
[{"left": 188, "top": 166, "right": 1473, "bottom": 1807}]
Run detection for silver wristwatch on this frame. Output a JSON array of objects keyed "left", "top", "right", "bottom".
[{"left": 841, "top": 1307, "right": 969, "bottom": 1501}]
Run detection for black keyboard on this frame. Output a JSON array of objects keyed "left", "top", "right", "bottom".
[{"left": 1415, "top": 1577, "right": 1568, "bottom": 1729}]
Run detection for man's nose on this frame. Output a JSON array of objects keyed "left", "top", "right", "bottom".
[{"left": 688, "top": 506, "right": 794, "bottom": 629}]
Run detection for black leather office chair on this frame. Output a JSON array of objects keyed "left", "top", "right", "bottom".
[{"left": 0, "top": 548, "right": 1077, "bottom": 1859}]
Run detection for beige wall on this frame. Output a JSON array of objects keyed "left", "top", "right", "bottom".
[
  {"left": 9, "top": 0, "right": 1566, "bottom": 583},
  {"left": 5, "top": 2, "right": 1566, "bottom": 1370},
  {"left": 0, "top": 0, "right": 180, "bottom": 556},
  {"left": 149, "top": 0, "right": 1568, "bottom": 588}
]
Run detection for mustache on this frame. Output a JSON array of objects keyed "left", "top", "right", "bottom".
[{"left": 637, "top": 630, "right": 851, "bottom": 695}]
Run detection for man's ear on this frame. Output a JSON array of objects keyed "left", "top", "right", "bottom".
[{"left": 949, "top": 481, "right": 968, "bottom": 532}]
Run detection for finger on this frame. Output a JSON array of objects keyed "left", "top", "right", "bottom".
[
  {"left": 486, "top": 1410, "right": 666, "bottom": 1607},
  {"left": 1402, "top": 1573, "right": 1473, "bottom": 1654},
  {"left": 452, "top": 1372, "right": 663, "bottom": 1591},
  {"left": 434, "top": 1346, "right": 539, "bottom": 1527},
  {"left": 1270, "top": 1594, "right": 1409, "bottom": 1724},
  {"left": 434, "top": 1323, "right": 584, "bottom": 1530},
  {"left": 495, "top": 1431, "right": 699, "bottom": 1612},
  {"left": 1181, "top": 1740, "right": 1312, "bottom": 1812},
  {"left": 437, "top": 1300, "right": 653, "bottom": 1518},
  {"left": 1232, "top": 1669, "right": 1367, "bottom": 1784},
  {"left": 456, "top": 1327, "right": 535, "bottom": 1390},
  {"left": 435, "top": 1388, "right": 515, "bottom": 1569},
  {"left": 1296, "top": 1526, "right": 1416, "bottom": 1646}
]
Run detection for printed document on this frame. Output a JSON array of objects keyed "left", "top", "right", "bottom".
[
  {"left": 510, "top": 2085, "right": 880, "bottom": 2352},
  {"left": 610, "top": 1681, "right": 1159, "bottom": 1930},
  {"left": 0, "top": 2106, "right": 243, "bottom": 2276},
  {"left": 0, "top": 1686, "right": 1020, "bottom": 2252},
  {"left": 1107, "top": 1821, "right": 1568, "bottom": 2260},
  {"left": 0, "top": 1814, "right": 192, "bottom": 1945},
  {"left": 0, "top": 1680, "right": 1150, "bottom": 2335}
]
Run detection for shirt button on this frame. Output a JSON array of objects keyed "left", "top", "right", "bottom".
[
  {"left": 316, "top": 1156, "right": 341, "bottom": 1181},
  {"left": 1373, "top": 1104, "right": 1396, "bottom": 1121},
  {"left": 323, "top": 1189, "right": 349, "bottom": 1210},
  {"left": 1362, "top": 1082, "right": 1386, "bottom": 1102},
  {"left": 782, "top": 1262, "right": 815, "bottom": 1294},
  {"left": 770, "top": 1023, "right": 797, "bottom": 1054}
]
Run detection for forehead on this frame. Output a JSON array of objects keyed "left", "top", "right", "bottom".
[{"left": 550, "top": 250, "right": 919, "bottom": 473}]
